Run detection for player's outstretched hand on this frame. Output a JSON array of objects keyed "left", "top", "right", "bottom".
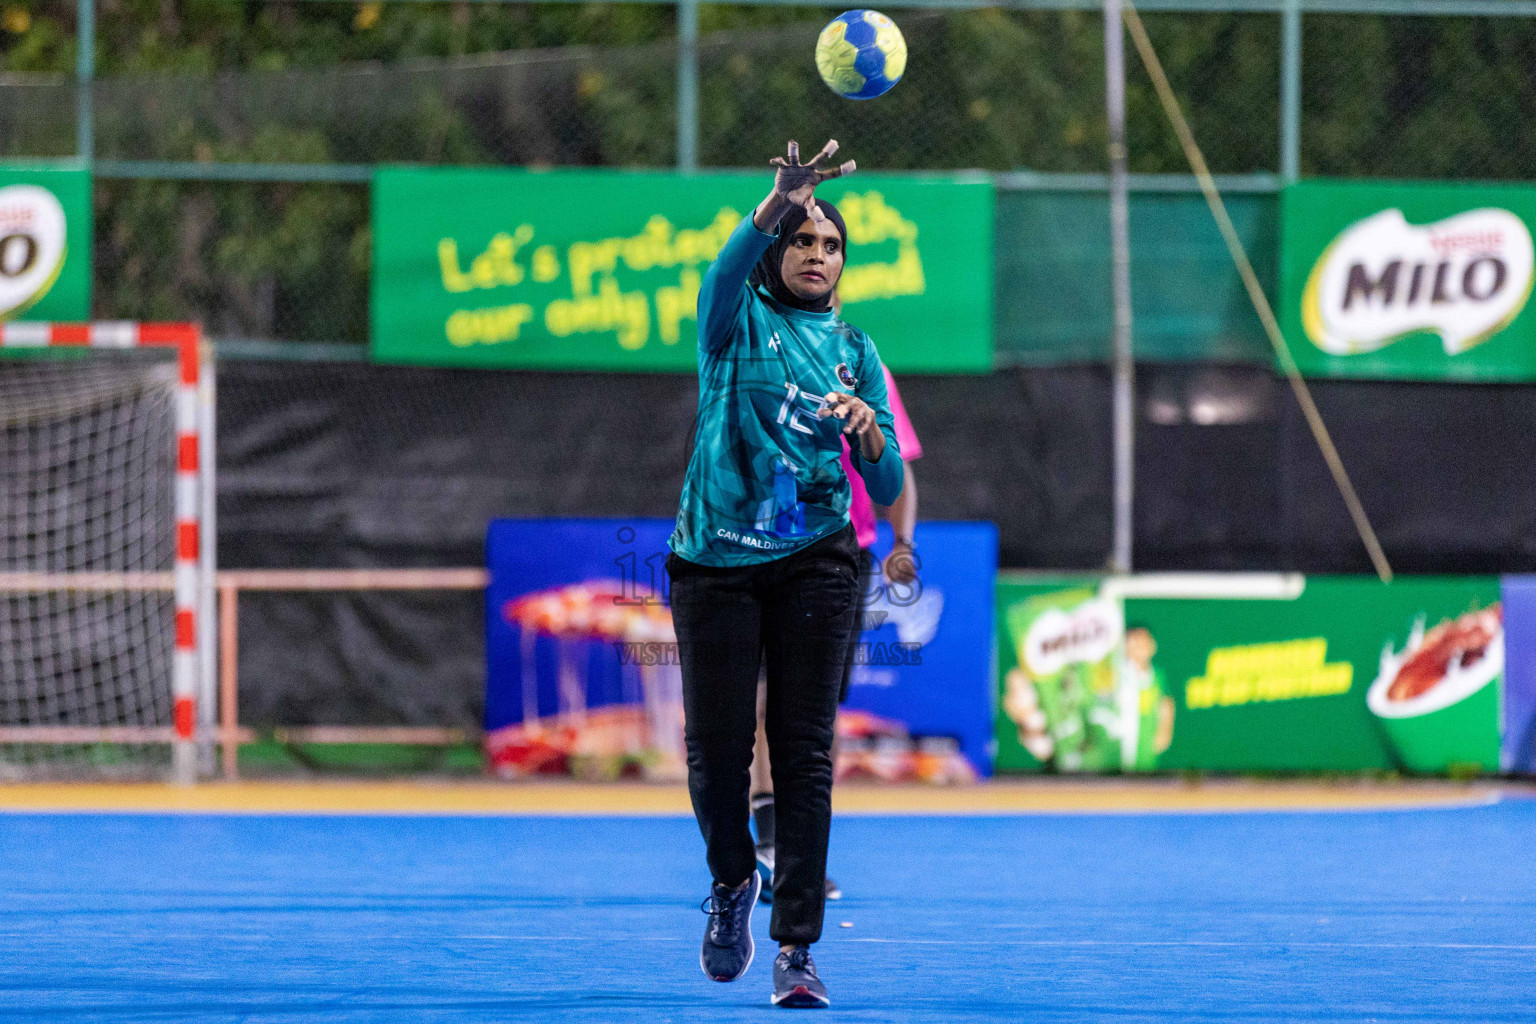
[{"left": 771, "top": 140, "right": 857, "bottom": 224}]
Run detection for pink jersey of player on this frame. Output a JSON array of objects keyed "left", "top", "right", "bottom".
[{"left": 840, "top": 365, "right": 922, "bottom": 550}]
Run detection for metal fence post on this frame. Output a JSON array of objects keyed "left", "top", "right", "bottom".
[
  {"left": 76, "top": 0, "right": 94, "bottom": 163},
  {"left": 676, "top": 0, "right": 699, "bottom": 172},
  {"left": 1105, "top": 0, "right": 1134, "bottom": 574},
  {"left": 1280, "top": 0, "right": 1300, "bottom": 182}
]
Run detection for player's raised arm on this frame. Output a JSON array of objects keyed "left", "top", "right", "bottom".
[{"left": 697, "top": 140, "right": 856, "bottom": 352}]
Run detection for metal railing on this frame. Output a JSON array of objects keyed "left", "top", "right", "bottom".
[{"left": 214, "top": 568, "right": 489, "bottom": 780}]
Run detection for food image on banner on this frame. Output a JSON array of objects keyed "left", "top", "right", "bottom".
[
  {"left": 496, "top": 579, "right": 686, "bottom": 781},
  {"left": 486, "top": 518, "right": 997, "bottom": 782},
  {"left": 484, "top": 519, "right": 687, "bottom": 782},
  {"left": 1282, "top": 179, "right": 1536, "bottom": 381},
  {"left": 371, "top": 167, "right": 992, "bottom": 372},
  {"left": 994, "top": 580, "right": 1175, "bottom": 773},
  {"left": 1366, "top": 606, "right": 1503, "bottom": 774},
  {"left": 1003, "top": 587, "right": 1115, "bottom": 771},
  {"left": 0, "top": 168, "right": 91, "bottom": 322}
]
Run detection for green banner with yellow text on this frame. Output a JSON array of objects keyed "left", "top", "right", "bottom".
[{"left": 371, "top": 167, "right": 991, "bottom": 372}]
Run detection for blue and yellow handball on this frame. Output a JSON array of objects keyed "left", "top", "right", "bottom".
[{"left": 815, "top": 10, "right": 907, "bottom": 100}]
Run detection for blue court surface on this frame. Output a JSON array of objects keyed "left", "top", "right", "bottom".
[{"left": 1, "top": 798, "right": 1532, "bottom": 1023}]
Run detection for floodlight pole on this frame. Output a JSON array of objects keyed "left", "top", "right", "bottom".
[
  {"left": 1280, "top": 0, "right": 1301, "bottom": 182},
  {"left": 76, "top": 0, "right": 94, "bottom": 163},
  {"left": 676, "top": 0, "right": 699, "bottom": 172},
  {"left": 1104, "top": 0, "right": 1134, "bottom": 574}
]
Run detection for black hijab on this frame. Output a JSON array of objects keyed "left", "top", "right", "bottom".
[{"left": 749, "top": 199, "right": 848, "bottom": 314}]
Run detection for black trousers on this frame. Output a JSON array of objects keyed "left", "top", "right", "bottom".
[{"left": 667, "top": 524, "right": 859, "bottom": 946}]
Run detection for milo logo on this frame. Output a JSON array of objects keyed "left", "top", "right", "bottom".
[
  {"left": 1022, "top": 597, "right": 1121, "bottom": 678},
  {"left": 1301, "top": 207, "right": 1535, "bottom": 357},
  {"left": 0, "top": 184, "right": 68, "bottom": 319}
]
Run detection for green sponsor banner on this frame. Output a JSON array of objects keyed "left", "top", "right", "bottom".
[
  {"left": 0, "top": 166, "right": 91, "bottom": 322},
  {"left": 997, "top": 574, "right": 1502, "bottom": 775},
  {"left": 371, "top": 167, "right": 992, "bottom": 372},
  {"left": 1282, "top": 179, "right": 1536, "bottom": 381}
]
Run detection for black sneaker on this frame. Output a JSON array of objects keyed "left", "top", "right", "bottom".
[
  {"left": 771, "top": 946, "right": 830, "bottom": 1008},
  {"left": 756, "top": 844, "right": 774, "bottom": 905},
  {"left": 824, "top": 876, "right": 841, "bottom": 901},
  {"left": 699, "top": 872, "right": 761, "bottom": 982}
]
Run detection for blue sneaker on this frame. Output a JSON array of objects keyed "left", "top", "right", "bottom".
[
  {"left": 771, "top": 946, "right": 830, "bottom": 1008},
  {"left": 700, "top": 872, "right": 761, "bottom": 982}
]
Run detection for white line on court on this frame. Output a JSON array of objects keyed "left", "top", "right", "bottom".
[
  {"left": 438, "top": 936, "right": 1536, "bottom": 952},
  {"left": 844, "top": 938, "right": 1536, "bottom": 950}
]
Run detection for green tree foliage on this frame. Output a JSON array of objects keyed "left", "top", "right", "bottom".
[
  {"left": 0, "top": 3, "right": 1529, "bottom": 342},
  {"left": 0, "top": 1, "right": 833, "bottom": 341},
  {"left": 94, "top": 178, "right": 367, "bottom": 340},
  {"left": 1303, "top": 14, "right": 1536, "bottom": 180}
]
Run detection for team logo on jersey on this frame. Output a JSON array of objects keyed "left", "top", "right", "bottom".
[{"left": 835, "top": 362, "right": 858, "bottom": 389}]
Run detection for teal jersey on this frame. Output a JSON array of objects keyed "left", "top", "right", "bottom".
[{"left": 670, "top": 214, "right": 903, "bottom": 567}]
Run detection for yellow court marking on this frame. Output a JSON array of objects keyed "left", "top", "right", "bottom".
[{"left": 0, "top": 779, "right": 1510, "bottom": 816}]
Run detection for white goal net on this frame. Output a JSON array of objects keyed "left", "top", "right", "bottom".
[{"left": 0, "top": 324, "right": 210, "bottom": 781}]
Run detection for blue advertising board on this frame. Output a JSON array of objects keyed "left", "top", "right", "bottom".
[
  {"left": 842, "top": 521, "right": 998, "bottom": 777},
  {"left": 1502, "top": 575, "right": 1536, "bottom": 774},
  {"left": 484, "top": 517, "right": 997, "bottom": 779}
]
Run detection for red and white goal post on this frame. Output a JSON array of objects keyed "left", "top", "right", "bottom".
[{"left": 0, "top": 323, "right": 215, "bottom": 783}]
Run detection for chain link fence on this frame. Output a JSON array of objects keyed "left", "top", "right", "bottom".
[
  {"left": 1301, "top": 13, "right": 1536, "bottom": 181},
  {"left": 93, "top": 40, "right": 676, "bottom": 166},
  {"left": 1, "top": 5, "right": 1533, "bottom": 344},
  {"left": 0, "top": 72, "right": 75, "bottom": 157}
]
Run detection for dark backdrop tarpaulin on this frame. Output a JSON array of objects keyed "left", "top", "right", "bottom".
[{"left": 218, "top": 359, "right": 1536, "bottom": 727}]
